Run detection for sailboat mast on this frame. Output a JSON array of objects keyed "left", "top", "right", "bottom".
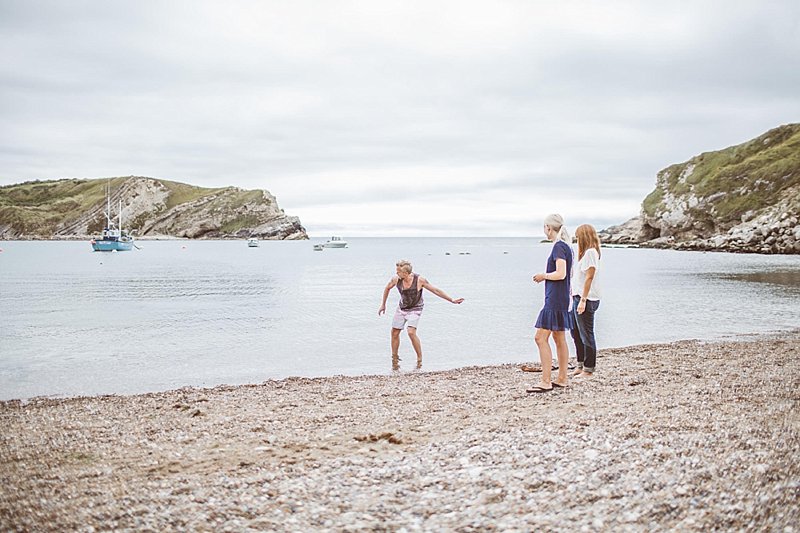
[{"left": 106, "top": 182, "right": 111, "bottom": 227}]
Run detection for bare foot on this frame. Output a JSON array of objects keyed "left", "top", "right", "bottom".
[
  {"left": 552, "top": 380, "right": 568, "bottom": 388},
  {"left": 574, "top": 372, "right": 593, "bottom": 380},
  {"left": 572, "top": 368, "right": 584, "bottom": 377}
]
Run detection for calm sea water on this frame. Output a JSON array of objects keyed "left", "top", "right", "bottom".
[{"left": 1, "top": 238, "right": 799, "bottom": 400}]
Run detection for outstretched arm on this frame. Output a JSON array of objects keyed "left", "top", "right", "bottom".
[
  {"left": 378, "top": 277, "right": 398, "bottom": 315},
  {"left": 419, "top": 277, "right": 464, "bottom": 304}
]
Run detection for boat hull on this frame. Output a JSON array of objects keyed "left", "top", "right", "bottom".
[
  {"left": 91, "top": 239, "right": 134, "bottom": 252},
  {"left": 322, "top": 236, "right": 347, "bottom": 248}
]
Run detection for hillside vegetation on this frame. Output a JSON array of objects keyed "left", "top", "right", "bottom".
[
  {"left": 642, "top": 124, "right": 800, "bottom": 222},
  {"left": 603, "top": 123, "right": 800, "bottom": 254}
]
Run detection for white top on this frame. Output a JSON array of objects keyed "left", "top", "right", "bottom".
[{"left": 571, "top": 247, "right": 602, "bottom": 301}]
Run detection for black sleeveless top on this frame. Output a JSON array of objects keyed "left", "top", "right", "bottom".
[{"left": 396, "top": 274, "right": 424, "bottom": 310}]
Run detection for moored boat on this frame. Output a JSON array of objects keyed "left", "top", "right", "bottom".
[
  {"left": 91, "top": 186, "right": 134, "bottom": 252},
  {"left": 322, "top": 236, "right": 348, "bottom": 248},
  {"left": 247, "top": 238, "right": 259, "bottom": 247}
]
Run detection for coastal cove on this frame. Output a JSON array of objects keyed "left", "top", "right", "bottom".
[{"left": 1, "top": 238, "right": 800, "bottom": 401}]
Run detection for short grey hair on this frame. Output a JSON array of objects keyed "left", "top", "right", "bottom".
[
  {"left": 396, "top": 259, "right": 412, "bottom": 273},
  {"left": 544, "top": 213, "right": 571, "bottom": 244}
]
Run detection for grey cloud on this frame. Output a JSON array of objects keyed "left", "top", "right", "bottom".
[{"left": 1, "top": 1, "right": 799, "bottom": 235}]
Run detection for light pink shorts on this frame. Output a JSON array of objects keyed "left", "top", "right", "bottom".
[{"left": 392, "top": 307, "right": 422, "bottom": 330}]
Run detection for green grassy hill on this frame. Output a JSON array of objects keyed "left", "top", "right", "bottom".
[
  {"left": 1, "top": 178, "right": 109, "bottom": 235},
  {"left": 601, "top": 123, "right": 800, "bottom": 253},
  {"left": 642, "top": 123, "right": 800, "bottom": 224}
]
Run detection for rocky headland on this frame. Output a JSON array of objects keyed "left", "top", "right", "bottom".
[
  {"left": 0, "top": 176, "right": 307, "bottom": 241},
  {"left": 601, "top": 123, "right": 800, "bottom": 254}
]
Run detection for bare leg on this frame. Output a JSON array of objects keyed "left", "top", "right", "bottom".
[
  {"left": 534, "top": 328, "right": 553, "bottom": 387},
  {"left": 553, "top": 331, "right": 569, "bottom": 386},
  {"left": 391, "top": 328, "right": 401, "bottom": 370},
  {"left": 407, "top": 327, "right": 422, "bottom": 368}
]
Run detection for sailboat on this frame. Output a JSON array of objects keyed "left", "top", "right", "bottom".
[{"left": 90, "top": 185, "right": 134, "bottom": 252}]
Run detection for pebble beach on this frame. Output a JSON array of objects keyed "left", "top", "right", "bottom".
[{"left": 1, "top": 333, "right": 799, "bottom": 532}]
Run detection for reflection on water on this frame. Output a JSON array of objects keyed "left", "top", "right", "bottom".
[
  {"left": 1, "top": 239, "right": 799, "bottom": 400},
  {"left": 711, "top": 270, "right": 800, "bottom": 289}
]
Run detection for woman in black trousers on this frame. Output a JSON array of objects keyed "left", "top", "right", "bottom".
[{"left": 571, "top": 224, "right": 602, "bottom": 377}]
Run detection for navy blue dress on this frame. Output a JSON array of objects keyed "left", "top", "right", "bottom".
[{"left": 535, "top": 241, "right": 575, "bottom": 331}]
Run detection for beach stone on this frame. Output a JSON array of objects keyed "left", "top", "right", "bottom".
[{"left": 1, "top": 334, "right": 799, "bottom": 531}]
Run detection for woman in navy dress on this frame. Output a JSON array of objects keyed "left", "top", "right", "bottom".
[{"left": 528, "top": 214, "right": 574, "bottom": 393}]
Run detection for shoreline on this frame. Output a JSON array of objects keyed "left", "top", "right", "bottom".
[
  {"left": 2, "top": 237, "right": 798, "bottom": 257},
  {"left": 3, "top": 329, "right": 797, "bottom": 404},
  {"left": 2, "top": 334, "right": 799, "bottom": 530}
]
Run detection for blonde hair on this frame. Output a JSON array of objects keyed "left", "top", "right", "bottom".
[
  {"left": 544, "top": 213, "right": 571, "bottom": 244},
  {"left": 396, "top": 259, "right": 412, "bottom": 273},
  {"left": 575, "top": 224, "right": 602, "bottom": 260}
]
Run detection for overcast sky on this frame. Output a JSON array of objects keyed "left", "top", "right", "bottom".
[{"left": 1, "top": 1, "right": 798, "bottom": 236}]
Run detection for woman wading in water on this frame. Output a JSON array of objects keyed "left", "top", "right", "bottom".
[{"left": 528, "top": 214, "right": 574, "bottom": 393}]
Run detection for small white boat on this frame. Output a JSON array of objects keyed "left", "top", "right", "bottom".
[
  {"left": 313, "top": 244, "right": 324, "bottom": 251},
  {"left": 247, "top": 238, "right": 259, "bottom": 247},
  {"left": 322, "top": 236, "right": 348, "bottom": 248}
]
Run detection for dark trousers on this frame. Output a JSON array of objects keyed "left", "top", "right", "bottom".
[{"left": 570, "top": 296, "right": 600, "bottom": 371}]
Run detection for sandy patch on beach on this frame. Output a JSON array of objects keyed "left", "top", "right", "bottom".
[{"left": 1, "top": 334, "right": 799, "bottom": 531}]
